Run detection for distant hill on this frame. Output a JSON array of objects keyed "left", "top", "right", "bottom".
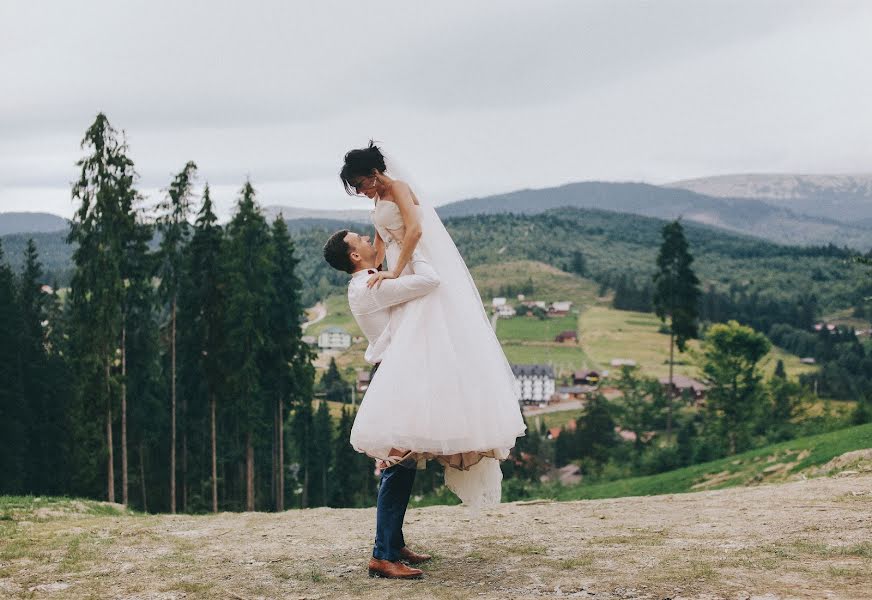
[
  {"left": 0, "top": 212, "right": 68, "bottom": 235},
  {"left": 262, "top": 206, "right": 370, "bottom": 224},
  {"left": 667, "top": 173, "right": 872, "bottom": 226},
  {"left": 435, "top": 181, "right": 872, "bottom": 251},
  {"left": 3, "top": 206, "right": 868, "bottom": 313}
]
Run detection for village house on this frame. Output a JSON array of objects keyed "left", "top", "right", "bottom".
[
  {"left": 554, "top": 330, "right": 578, "bottom": 343},
  {"left": 658, "top": 374, "right": 707, "bottom": 403},
  {"left": 492, "top": 297, "right": 507, "bottom": 310},
  {"left": 548, "top": 301, "right": 573, "bottom": 316},
  {"left": 496, "top": 304, "right": 517, "bottom": 318},
  {"left": 554, "top": 385, "right": 592, "bottom": 401},
  {"left": 511, "top": 363, "right": 556, "bottom": 405},
  {"left": 573, "top": 369, "right": 600, "bottom": 386},
  {"left": 318, "top": 326, "right": 351, "bottom": 350},
  {"left": 522, "top": 300, "right": 548, "bottom": 309}
]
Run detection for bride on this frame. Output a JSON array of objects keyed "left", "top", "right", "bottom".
[{"left": 340, "top": 141, "right": 526, "bottom": 511}]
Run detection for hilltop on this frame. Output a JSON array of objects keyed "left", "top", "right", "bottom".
[
  {"left": 1, "top": 470, "right": 869, "bottom": 599},
  {"left": 668, "top": 173, "right": 872, "bottom": 226}
]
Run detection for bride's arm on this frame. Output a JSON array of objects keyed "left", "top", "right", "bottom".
[{"left": 367, "top": 181, "right": 422, "bottom": 288}]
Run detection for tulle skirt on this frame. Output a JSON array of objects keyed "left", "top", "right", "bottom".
[{"left": 350, "top": 205, "right": 527, "bottom": 511}]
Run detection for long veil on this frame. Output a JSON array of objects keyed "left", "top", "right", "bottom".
[{"left": 350, "top": 152, "right": 526, "bottom": 514}]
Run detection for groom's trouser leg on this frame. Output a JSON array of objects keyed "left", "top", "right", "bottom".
[{"left": 372, "top": 463, "right": 417, "bottom": 561}]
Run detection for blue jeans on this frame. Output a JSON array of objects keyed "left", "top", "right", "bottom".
[{"left": 372, "top": 462, "right": 417, "bottom": 561}]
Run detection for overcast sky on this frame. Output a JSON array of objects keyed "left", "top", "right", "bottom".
[{"left": 2, "top": 0, "right": 872, "bottom": 220}]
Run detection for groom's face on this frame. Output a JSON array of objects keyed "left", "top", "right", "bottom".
[{"left": 345, "top": 231, "right": 376, "bottom": 266}]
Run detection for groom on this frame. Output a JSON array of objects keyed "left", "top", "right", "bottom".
[{"left": 323, "top": 229, "right": 439, "bottom": 580}]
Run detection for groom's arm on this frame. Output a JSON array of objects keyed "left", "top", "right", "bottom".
[{"left": 366, "top": 254, "right": 440, "bottom": 311}]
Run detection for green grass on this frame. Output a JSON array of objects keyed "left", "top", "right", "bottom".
[
  {"left": 580, "top": 304, "right": 819, "bottom": 380},
  {"left": 500, "top": 341, "right": 594, "bottom": 373},
  {"left": 548, "top": 422, "right": 872, "bottom": 501},
  {"left": 496, "top": 314, "right": 579, "bottom": 342},
  {"left": 0, "top": 496, "right": 133, "bottom": 522},
  {"left": 307, "top": 295, "right": 363, "bottom": 338}
]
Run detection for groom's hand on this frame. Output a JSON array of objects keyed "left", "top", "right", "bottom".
[{"left": 367, "top": 270, "right": 398, "bottom": 289}]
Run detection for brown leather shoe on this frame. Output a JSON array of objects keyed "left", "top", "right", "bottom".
[
  {"left": 368, "top": 557, "right": 423, "bottom": 579},
  {"left": 399, "top": 546, "right": 432, "bottom": 564}
]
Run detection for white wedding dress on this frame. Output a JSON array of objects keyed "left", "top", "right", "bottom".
[{"left": 349, "top": 195, "right": 527, "bottom": 513}]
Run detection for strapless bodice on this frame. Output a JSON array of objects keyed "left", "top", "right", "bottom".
[{"left": 371, "top": 199, "right": 416, "bottom": 246}]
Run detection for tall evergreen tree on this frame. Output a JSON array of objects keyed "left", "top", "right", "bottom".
[
  {"left": 330, "top": 406, "right": 375, "bottom": 507},
  {"left": 67, "top": 113, "right": 138, "bottom": 501},
  {"left": 223, "top": 181, "right": 274, "bottom": 511},
  {"left": 179, "top": 184, "right": 226, "bottom": 512},
  {"left": 0, "top": 240, "right": 26, "bottom": 493},
  {"left": 291, "top": 397, "right": 315, "bottom": 508},
  {"left": 321, "top": 357, "right": 350, "bottom": 403},
  {"left": 652, "top": 219, "right": 701, "bottom": 439},
  {"left": 265, "top": 215, "right": 307, "bottom": 511},
  {"left": 119, "top": 204, "right": 153, "bottom": 507},
  {"left": 570, "top": 249, "right": 586, "bottom": 276},
  {"left": 17, "top": 240, "right": 51, "bottom": 492},
  {"left": 310, "top": 400, "right": 334, "bottom": 506},
  {"left": 156, "top": 161, "right": 197, "bottom": 513}
]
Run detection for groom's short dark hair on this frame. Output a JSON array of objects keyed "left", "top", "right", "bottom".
[{"left": 323, "top": 229, "right": 355, "bottom": 274}]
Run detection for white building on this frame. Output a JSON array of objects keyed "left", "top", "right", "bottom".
[
  {"left": 492, "top": 297, "right": 507, "bottom": 309},
  {"left": 511, "top": 364, "right": 556, "bottom": 405},
  {"left": 318, "top": 326, "right": 351, "bottom": 350},
  {"left": 496, "top": 304, "right": 516, "bottom": 318},
  {"left": 549, "top": 301, "right": 573, "bottom": 315}
]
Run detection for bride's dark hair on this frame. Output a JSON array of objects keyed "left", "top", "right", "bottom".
[{"left": 340, "top": 140, "right": 387, "bottom": 195}]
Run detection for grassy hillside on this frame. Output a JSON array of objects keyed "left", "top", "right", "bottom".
[
  {"left": 315, "top": 260, "right": 821, "bottom": 388},
  {"left": 550, "top": 422, "right": 872, "bottom": 501}
]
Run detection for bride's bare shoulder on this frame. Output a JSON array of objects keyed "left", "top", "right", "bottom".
[{"left": 388, "top": 180, "right": 419, "bottom": 205}]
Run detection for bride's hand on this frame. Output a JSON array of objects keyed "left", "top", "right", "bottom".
[{"left": 367, "top": 270, "right": 397, "bottom": 289}]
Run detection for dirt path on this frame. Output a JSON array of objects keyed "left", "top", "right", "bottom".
[
  {"left": 2, "top": 474, "right": 870, "bottom": 599},
  {"left": 301, "top": 302, "right": 327, "bottom": 332}
]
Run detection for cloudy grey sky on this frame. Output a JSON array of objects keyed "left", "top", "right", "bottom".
[{"left": 2, "top": 0, "right": 872, "bottom": 219}]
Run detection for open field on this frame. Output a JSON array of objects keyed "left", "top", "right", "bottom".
[
  {"left": 496, "top": 314, "right": 579, "bottom": 342},
  {"left": 1, "top": 470, "right": 870, "bottom": 599},
  {"left": 579, "top": 305, "right": 819, "bottom": 380},
  {"left": 309, "top": 260, "right": 821, "bottom": 390}
]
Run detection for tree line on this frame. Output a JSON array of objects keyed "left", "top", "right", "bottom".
[{"left": 0, "top": 114, "right": 376, "bottom": 512}]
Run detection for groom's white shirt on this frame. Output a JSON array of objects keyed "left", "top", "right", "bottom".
[{"left": 348, "top": 252, "right": 440, "bottom": 364}]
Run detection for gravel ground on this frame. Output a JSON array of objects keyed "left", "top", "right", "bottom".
[{"left": 1, "top": 473, "right": 870, "bottom": 600}]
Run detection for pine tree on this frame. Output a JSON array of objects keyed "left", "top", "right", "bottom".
[
  {"left": 652, "top": 220, "right": 701, "bottom": 439},
  {"left": 312, "top": 400, "right": 334, "bottom": 506},
  {"left": 291, "top": 396, "right": 315, "bottom": 508},
  {"left": 67, "top": 113, "right": 139, "bottom": 501},
  {"left": 570, "top": 250, "right": 586, "bottom": 276},
  {"left": 330, "top": 406, "right": 375, "bottom": 507},
  {"left": 265, "top": 215, "right": 307, "bottom": 511},
  {"left": 17, "top": 240, "right": 50, "bottom": 492},
  {"left": 223, "top": 181, "right": 274, "bottom": 511},
  {"left": 0, "top": 240, "right": 26, "bottom": 493},
  {"left": 179, "top": 184, "right": 226, "bottom": 512},
  {"left": 156, "top": 161, "right": 197, "bottom": 513},
  {"left": 322, "top": 357, "right": 350, "bottom": 403}
]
